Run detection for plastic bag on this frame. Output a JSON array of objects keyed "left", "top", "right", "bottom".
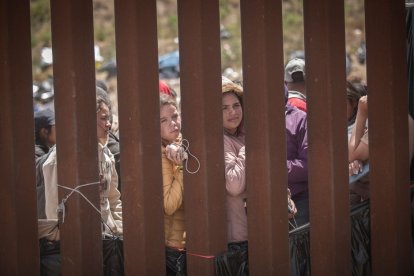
[
  {"left": 39, "top": 236, "right": 124, "bottom": 275},
  {"left": 40, "top": 254, "right": 61, "bottom": 276},
  {"left": 215, "top": 241, "right": 248, "bottom": 276},
  {"left": 350, "top": 200, "right": 371, "bottom": 276},
  {"left": 39, "top": 238, "right": 61, "bottom": 276},
  {"left": 288, "top": 200, "right": 371, "bottom": 276},
  {"left": 289, "top": 223, "right": 311, "bottom": 276},
  {"left": 102, "top": 236, "right": 124, "bottom": 276},
  {"left": 165, "top": 247, "right": 187, "bottom": 276}
]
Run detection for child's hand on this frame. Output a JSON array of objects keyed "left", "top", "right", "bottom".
[
  {"left": 287, "top": 189, "right": 297, "bottom": 219},
  {"left": 349, "top": 160, "right": 363, "bottom": 176},
  {"left": 166, "top": 144, "right": 188, "bottom": 164},
  {"left": 288, "top": 198, "right": 297, "bottom": 219}
]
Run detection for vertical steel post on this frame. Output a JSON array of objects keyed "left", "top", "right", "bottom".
[
  {"left": 240, "top": 0, "right": 290, "bottom": 274},
  {"left": 114, "top": 0, "right": 165, "bottom": 274},
  {"left": 50, "top": 0, "right": 102, "bottom": 274},
  {"left": 365, "top": 0, "right": 412, "bottom": 274},
  {"left": 177, "top": 0, "right": 228, "bottom": 274},
  {"left": 303, "top": 0, "right": 352, "bottom": 274},
  {"left": 0, "top": 0, "right": 39, "bottom": 274}
]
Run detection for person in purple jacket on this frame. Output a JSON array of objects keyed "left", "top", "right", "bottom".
[{"left": 284, "top": 85, "right": 309, "bottom": 227}]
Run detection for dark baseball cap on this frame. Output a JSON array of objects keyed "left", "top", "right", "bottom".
[{"left": 34, "top": 109, "right": 55, "bottom": 132}]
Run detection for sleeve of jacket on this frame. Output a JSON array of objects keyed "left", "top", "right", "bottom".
[
  {"left": 286, "top": 115, "right": 308, "bottom": 183},
  {"left": 224, "top": 136, "right": 246, "bottom": 196},
  {"left": 108, "top": 162, "right": 122, "bottom": 223},
  {"left": 162, "top": 147, "right": 184, "bottom": 215},
  {"left": 43, "top": 148, "right": 59, "bottom": 220}
]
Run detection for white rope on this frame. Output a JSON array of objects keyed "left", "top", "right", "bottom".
[
  {"left": 57, "top": 181, "right": 101, "bottom": 223},
  {"left": 181, "top": 139, "right": 201, "bottom": 174},
  {"left": 289, "top": 218, "right": 298, "bottom": 229}
]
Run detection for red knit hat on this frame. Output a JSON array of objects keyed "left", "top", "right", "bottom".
[{"left": 159, "top": 80, "right": 171, "bottom": 95}]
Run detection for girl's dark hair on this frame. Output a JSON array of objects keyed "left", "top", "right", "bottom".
[{"left": 347, "top": 80, "right": 367, "bottom": 103}]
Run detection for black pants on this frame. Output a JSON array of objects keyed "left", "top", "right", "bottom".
[
  {"left": 39, "top": 237, "right": 124, "bottom": 276},
  {"left": 228, "top": 241, "right": 248, "bottom": 275},
  {"left": 39, "top": 238, "right": 61, "bottom": 276},
  {"left": 165, "top": 247, "right": 187, "bottom": 276},
  {"left": 214, "top": 241, "right": 249, "bottom": 276}
]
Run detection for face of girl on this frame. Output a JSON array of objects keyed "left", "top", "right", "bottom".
[
  {"left": 97, "top": 103, "right": 111, "bottom": 144},
  {"left": 222, "top": 92, "right": 242, "bottom": 134},
  {"left": 160, "top": 104, "right": 181, "bottom": 143}
]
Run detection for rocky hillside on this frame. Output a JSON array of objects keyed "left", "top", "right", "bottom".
[{"left": 30, "top": 0, "right": 366, "bottom": 81}]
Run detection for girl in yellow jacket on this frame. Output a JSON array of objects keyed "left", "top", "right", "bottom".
[{"left": 160, "top": 94, "right": 187, "bottom": 275}]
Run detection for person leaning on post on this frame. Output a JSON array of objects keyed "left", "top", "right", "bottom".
[
  {"left": 348, "top": 94, "right": 414, "bottom": 204},
  {"left": 39, "top": 86, "right": 123, "bottom": 243},
  {"left": 345, "top": 80, "right": 367, "bottom": 140}
]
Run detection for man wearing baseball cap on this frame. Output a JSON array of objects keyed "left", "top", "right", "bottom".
[
  {"left": 34, "top": 108, "right": 56, "bottom": 159},
  {"left": 284, "top": 58, "right": 307, "bottom": 112}
]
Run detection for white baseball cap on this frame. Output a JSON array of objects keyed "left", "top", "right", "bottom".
[{"left": 284, "top": 58, "right": 305, "bottom": 82}]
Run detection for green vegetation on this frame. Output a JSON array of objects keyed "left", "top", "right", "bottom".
[{"left": 31, "top": 0, "right": 50, "bottom": 30}]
